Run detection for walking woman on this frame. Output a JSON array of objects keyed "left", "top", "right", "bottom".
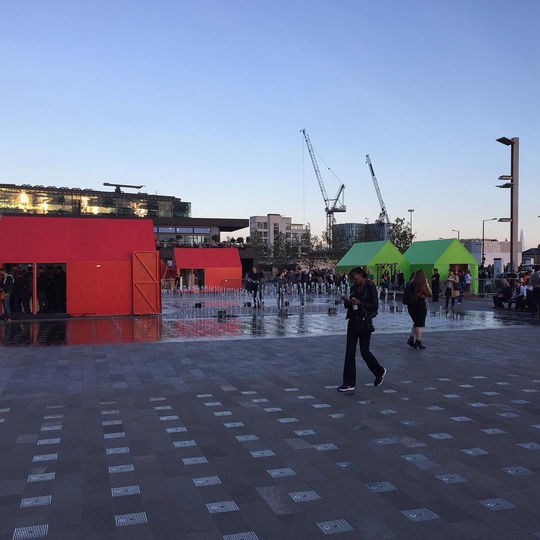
[
  {"left": 338, "top": 267, "right": 386, "bottom": 392},
  {"left": 406, "top": 269, "right": 432, "bottom": 349}
]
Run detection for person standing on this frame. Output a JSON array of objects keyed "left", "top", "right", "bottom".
[
  {"left": 445, "top": 270, "right": 460, "bottom": 308},
  {"left": 0, "top": 268, "right": 14, "bottom": 321},
  {"left": 248, "top": 266, "right": 260, "bottom": 307},
  {"left": 338, "top": 267, "right": 386, "bottom": 392},
  {"left": 531, "top": 265, "right": 540, "bottom": 314},
  {"left": 37, "top": 266, "right": 49, "bottom": 313},
  {"left": 406, "top": 269, "right": 432, "bottom": 349},
  {"left": 431, "top": 268, "right": 440, "bottom": 302}
]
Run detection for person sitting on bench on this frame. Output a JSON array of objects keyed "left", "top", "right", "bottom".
[{"left": 493, "top": 279, "right": 512, "bottom": 308}]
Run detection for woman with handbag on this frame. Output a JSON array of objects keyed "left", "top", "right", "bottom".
[
  {"left": 406, "top": 269, "right": 432, "bottom": 349},
  {"left": 338, "top": 267, "right": 386, "bottom": 392}
]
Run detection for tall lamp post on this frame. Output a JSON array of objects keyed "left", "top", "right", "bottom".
[
  {"left": 408, "top": 209, "right": 414, "bottom": 234},
  {"left": 481, "top": 218, "right": 498, "bottom": 267},
  {"left": 452, "top": 229, "right": 460, "bottom": 240},
  {"left": 496, "top": 137, "right": 519, "bottom": 271}
]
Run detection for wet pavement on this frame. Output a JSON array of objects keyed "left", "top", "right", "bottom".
[
  {"left": 1, "top": 293, "right": 538, "bottom": 347},
  {"left": 0, "top": 293, "right": 539, "bottom": 539}
]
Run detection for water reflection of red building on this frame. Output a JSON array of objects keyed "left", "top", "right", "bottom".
[{"left": 0, "top": 317, "right": 244, "bottom": 347}]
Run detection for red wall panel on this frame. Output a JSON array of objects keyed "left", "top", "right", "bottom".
[{"left": 67, "top": 261, "right": 132, "bottom": 316}]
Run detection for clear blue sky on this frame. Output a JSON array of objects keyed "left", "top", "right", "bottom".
[{"left": 2, "top": 1, "right": 539, "bottom": 248}]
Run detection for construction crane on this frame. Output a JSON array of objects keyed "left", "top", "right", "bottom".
[
  {"left": 103, "top": 182, "right": 145, "bottom": 194},
  {"left": 301, "top": 129, "right": 346, "bottom": 246},
  {"left": 365, "top": 154, "right": 390, "bottom": 239}
]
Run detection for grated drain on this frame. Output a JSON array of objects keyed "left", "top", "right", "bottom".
[
  {"left": 166, "top": 427, "right": 187, "bottom": 433},
  {"left": 206, "top": 500, "right": 239, "bottom": 514},
  {"left": 436, "top": 473, "right": 468, "bottom": 484},
  {"left": 223, "top": 533, "right": 259, "bottom": 540},
  {"left": 461, "top": 448, "right": 489, "bottom": 456},
  {"left": 502, "top": 466, "right": 533, "bottom": 476},
  {"left": 289, "top": 490, "right": 321, "bottom": 502},
  {"left": 108, "top": 464, "right": 134, "bottom": 474},
  {"left": 250, "top": 450, "right": 275, "bottom": 458},
  {"left": 12, "top": 524, "right": 49, "bottom": 539},
  {"left": 20, "top": 495, "right": 52, "bottom": 508},
  {"left": 111, "top": 485, "right": 140, "bottom": 497},
  {"left": 236, "top": 435, "right": 259, "bottom": 442},
  {"left": 480, "top": 498, "right": 516, "bottom": 511},
  {"left": 314, "top": 444, "right": 337, "bottom": 451},
  {"left": 183, "top": 457, "right": 208, "bottom": 465},
  {"left": 27, "top": 473, "right": 55, "bottom": 483},
  {"left": 32, "top": 454, "right": 58, "bottom": 462},
  {"left": 174, "top": 440, "right": 197, "bottom": 448},
  {"left": 294, "top": 429, "right": 316, "bottom": 436},
  {"left": 316, "top": 519, "right": 354, "bottom": 534},
  {"left": 193, "top": 476, "right": 221, "bottom": 486},
  {"left": 365, "top": 482, "right": 397, "bottom": 492},
  {"left": 115, "top": 512, "right": 147, "bottom": 526},
  {"left": 104, "top": 432, "right": 125, "bottom": 439},
  {"left": 402, "top": 508, "right": 440, "bottom": 522},
  {"left": 106, "top": 447, "right": 130, "bottom": 455},
  {"left": 37, "top": 439, "right": 60, "bottom": 446},
  {"left": 267, "top": 468, "right": 296, "bottom": 478}
]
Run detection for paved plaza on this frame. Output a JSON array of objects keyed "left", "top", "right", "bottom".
[{"left": 0, "top": 308, "right": 539, "bottom": 539}]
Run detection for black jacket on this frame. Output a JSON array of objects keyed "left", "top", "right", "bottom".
[{"left": 345, "top": 281, "right": 379, "bottom": 320}]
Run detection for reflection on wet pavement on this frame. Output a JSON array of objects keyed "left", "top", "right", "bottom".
[{"left": 0, "top": 290, "right": 538, "bottom": 347}]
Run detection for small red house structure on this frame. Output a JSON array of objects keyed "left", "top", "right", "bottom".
[
  {"left": 173, "top": 248, "right": 242, "bottom": 290},
  {"left": 0, "top": 215, "right": 161, "bottom": 316}
]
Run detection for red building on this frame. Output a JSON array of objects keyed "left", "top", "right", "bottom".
[
  {"left": 0, "top": 215, "right": 160, "bottom": 316},
  {"left": 173, "top": 248, "right": 242, "bottom": 290}
]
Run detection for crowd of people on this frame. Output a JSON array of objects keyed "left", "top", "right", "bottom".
[
  {"left": 0, "top": 265, "right": 67, "bottom": 320},
  {"left": 492, "top": 266, "right": 540, "bottom": 312}
]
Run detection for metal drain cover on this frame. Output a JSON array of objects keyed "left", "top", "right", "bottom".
[{"left": 316, "top": 519, "right": 354, "bottom": 534}]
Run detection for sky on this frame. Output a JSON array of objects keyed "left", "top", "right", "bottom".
[{"left": 1, "top": 0, "right": 539, "bottom": 248}]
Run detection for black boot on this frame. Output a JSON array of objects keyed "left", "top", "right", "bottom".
[
  {"left": 407, "top": 336, "right": 416, "bottom": 348},
  {"left": 415, "top": 340, "right": 426, "bottom": 349}
]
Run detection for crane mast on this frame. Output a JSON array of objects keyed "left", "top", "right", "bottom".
[
  {"left": 365, "top": 155, "right": 390, "bottom": 241},
  {"left": 301, "top": 129, "right": 346, "bottom": 246},
  {"left": 365, "top": 155, "right": 389, "bottom": 224}
]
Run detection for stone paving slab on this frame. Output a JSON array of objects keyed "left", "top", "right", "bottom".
[{"left": 0, "top": 325, "right": 539, "bottom": 539}]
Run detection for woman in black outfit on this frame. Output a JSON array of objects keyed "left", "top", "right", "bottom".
[
  {"left": 407, "top": 269, "right": 432, "bottom": 349},
  {"left": 338, "top": 267, "right": 386, "bottom": 392}
]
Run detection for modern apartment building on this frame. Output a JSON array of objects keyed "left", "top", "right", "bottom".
[{"left": 249, "top": 214, "right": 307, "bottom": 246}]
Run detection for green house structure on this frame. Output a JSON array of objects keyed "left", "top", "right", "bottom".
[
  {"left": 403, "top": 239, "right": 479, "bottom": 293},
  {"left": 336, "top": 241, "right": 410, "bottom": 285}
]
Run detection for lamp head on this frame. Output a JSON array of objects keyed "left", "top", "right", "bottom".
[{"left": 496, "top": 137, "right": 514, "bottom": 146}]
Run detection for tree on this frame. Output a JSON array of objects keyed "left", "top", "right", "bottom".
[
  {"left": 250, "top": 231, "right": 272, "bottom": 265},
  {"left": 390, "top": 217, "right": 415, "bottom": 253}
]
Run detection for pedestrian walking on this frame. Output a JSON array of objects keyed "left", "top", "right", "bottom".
[
  {"left": 406, "top": 269, "right": 432, "bottom": 349},
  {"left": 431, "top": 268, "right": 440, "bottom": 302},
  {"left": 338, "top": 267, "right": 386, "bottom": 392}
]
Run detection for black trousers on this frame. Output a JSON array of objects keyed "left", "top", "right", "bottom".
[{"left": 343, "top": 321, "right": 384, "bottom": 387}]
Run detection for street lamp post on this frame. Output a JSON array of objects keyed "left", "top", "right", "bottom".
[
  {"left": 452, "top": 229, "right": 460, "bottom": 240},
  {"left": 408, "top": 209, "right": 414, "bottom": 234},
  {"left": 481, "top": 218, "right": 498, "bottom": 267},
  {"left": 496, "top": 137, "right": 519, "bottom": 271}
]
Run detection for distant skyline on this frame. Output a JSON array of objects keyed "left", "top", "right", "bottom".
[{"left": 1, "top": 1, "right": 539, "bottom": 248}]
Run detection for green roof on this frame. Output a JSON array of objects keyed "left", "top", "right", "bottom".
[
  {"left": 403, "top": 239, "right": 477, "bottom": 264},
  {"left": 336, "top": 241, "right": 409, "bottom": 273}
]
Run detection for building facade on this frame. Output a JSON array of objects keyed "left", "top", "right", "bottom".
[
  {"left": 0, "top": 183, "right": 247, "bottom": 249},
  {"left": 333, "top": 222, "right": 390, "bottom": 249},
  {"left": 249, "top": 214, "right": 307, "bottom": 246}
]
